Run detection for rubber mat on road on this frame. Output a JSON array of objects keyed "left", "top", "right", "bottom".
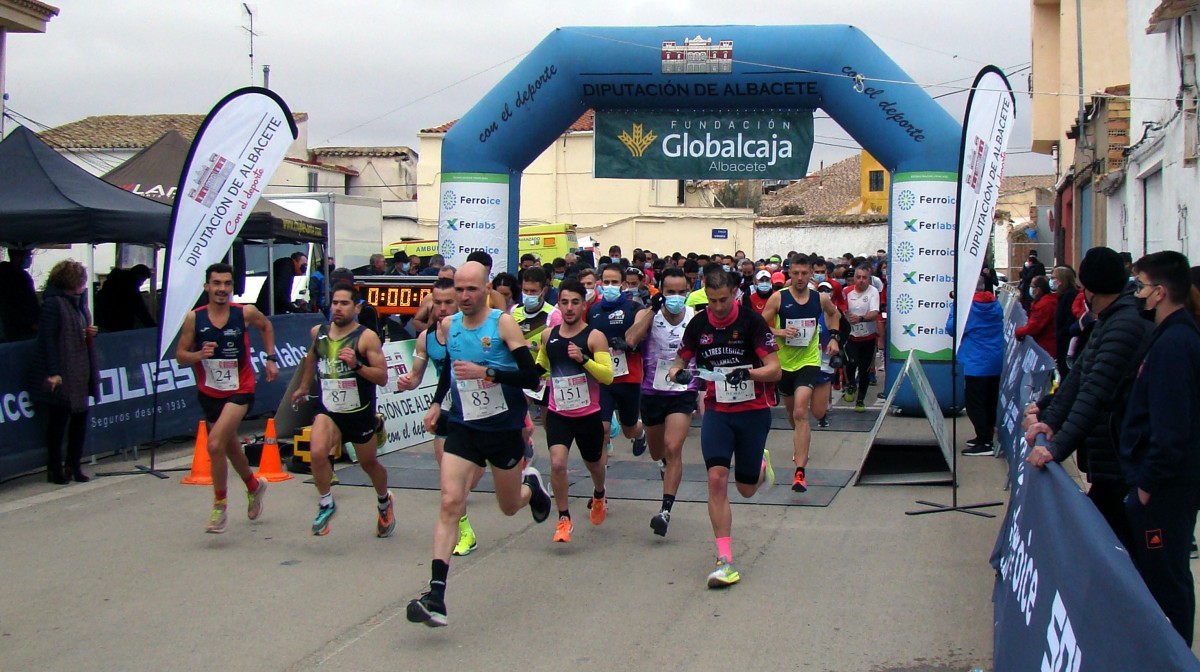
[{"left": 566, "top": 478, "right": 843, "bottom": 507}]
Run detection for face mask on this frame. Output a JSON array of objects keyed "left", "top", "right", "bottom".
[
  {"left": 585, "top": 288, "right": 596, "bottom": 302},
  {"left": 403, "top": 263, "right": 411, "bottom": 272},
  {"left": 1136, "top": 288, "right": 1158, "bottom": 320},
  {"left": 644, "top": 262, "right": 652, "bottom": 270},
  {"left": 757, "top": 282, "right": 773, "bottom": 294},
  {"left": 553, "top": 272, "right": 564, "bottom": 281},
  {"left": 522, "top": 294, "right": 542, "bottom": 312},
  {"left": 1028, "top": 287, "right": 1036, "bottom": 299},
  {"left": 664, "top": 295, "right": 686, "bottom": 315},
  {"left": 722, "top": 265, "right": 731, "bottom": 273},
  {"left": 813, "top": 273, "right": 826, "bottom": 283},
  {"left": 600, "top": 285, "right": 622, "bottom": 303},
  {"left": 768, "top": 263, "right": 779, "bottom": 271},
  {"left": 1049, "top": 279, "right": 1058, "bottom": 292}
]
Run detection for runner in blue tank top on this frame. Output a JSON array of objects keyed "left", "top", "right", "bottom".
[
  {"left": 397, "top": 276, "right": 482, "bottom": 556},
  {"left": 175, "top": 263, "right": 278, "bottom": 535},
  {"left": 407, "top": 261, "right": 551, "bottom": 628}
]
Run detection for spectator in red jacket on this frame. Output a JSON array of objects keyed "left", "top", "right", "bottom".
[{"left": 1016, "top": 275, "right": 1058, "bottom": 357}]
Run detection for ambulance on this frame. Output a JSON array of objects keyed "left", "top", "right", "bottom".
[{"left": 387, "top": 223, "right": 579, "bottom": 265}]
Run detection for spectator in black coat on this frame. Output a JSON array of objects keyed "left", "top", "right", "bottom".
[
  {"left": 95, "top": 264, "right": 155, "bottom": 332},
  {"left": 1026, "top": 247, "right": 1152, "bottom": 550},
  {"left": 0, "top": 248, "right": 39, "bottom": 342},
  {"left": 31, "top": 260, "right": 100, "bottom": 484},
  {"left": 1018, "top": 250, "right": 1046, "bottom": 310},
  {"left": 256, "top": 256, "right": 297, "bottom": 315}
]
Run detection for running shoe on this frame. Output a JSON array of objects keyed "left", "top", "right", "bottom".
[
  {"left": 206, "top": 501, "right": 228, "bottom": 534},
  {"left": 816, "top": 415, "right": 830, "bottom": 429},
  {"left": 854, "top": 402, "right": 866, "bottom": 413},
  {"left": 247, "top": 477, "right": 268, "bottom": 521},
  {"left": 589, "top": 496, "right": 607, "bottom": 525},
  {"left": 312, "top": 501, "right": 337, "bottom": 536},
  {"left": 453, "top": 518, "right": 478, "bottom": 556},
  {"left": 965, "top": 437, "right": 988, "bottom": 448},
  {"left": 406, "top": 591, "right": 447, "bottom": 627},
  {"left": 961, "top": 443, "right": 994, "bottom": 457},
  {"left": 553, "top": 516, "right": 574, "bottom": 542},
  {"left": 706, "top": 557, "right": 740, "bottom": 588},
  {"left": 650, "top": 510, "right": 671, "bottom": 537},
  {"left": 1191, "top": 540, "right": 1199, "bottom": 560},
  {"left": 792, "top": 468, "right": 808, "bottom": 493},
  {"left": 842, "top": 387, "right": 856, "bottom": 403},
  {"left": 869, "top": 371, "right": 877, "bottom": 386},
  {"left": 377, "top": 492, "right": 396, "bottom": 538},
  {"left": 632, "top": 430, "right": 647, "bottom": 457},
  {"left": 375, "top": 414, "right": 387, "bottom": 447},
  {"left": 522, "top": 467, "right": 551, "bottom": 523},
  {"left": 760, "top": 449, "right": 775, "bottom": 492}
]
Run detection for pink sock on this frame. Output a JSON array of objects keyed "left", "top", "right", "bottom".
[{"left": 715, "top": 537, "right": 732, "bottom": 561}]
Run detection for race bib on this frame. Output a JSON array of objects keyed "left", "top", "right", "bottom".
[
  {"left": 850, "top": 320, "right": 873, "bottom": 338},
  {"left": 321, "top": 378, "right": 360, "bottom": 413},
  {"left": 551, "top": 374, "right": 591, "bottom": 411},
  {"left": 714, "top": 365, "right": 754, "bottom": 404},
  {"left": 610, "top": 349, "right": 629, "bottom": 377},
  {"left": 202, "top": 358, "right": 239, "bottom": 392},
  {"left": 785, "top": 318, "right": 817, "bottom": 347},
  {"left": 524, "top": 377, "right": 548, "bottom": 402},
  {"left": 652, "top": 358, "right": 688, "bottom": 393},
  {"left": 457, "top": 378, "right": 509, "bottom": 421}
]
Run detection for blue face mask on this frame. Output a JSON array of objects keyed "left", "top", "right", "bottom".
[
  {"left": 722, "top": 265, "right": 731, "bottom": 273},
  {"left": 553, "top": 272, "right": 564, "bottom": 281},
  {"left": 600, "top": 285, "right": 622, "bottom": 303},
  {"left": 522, "top": 294, "right": 542, "bottom": 312},
  {"left": 757, "top": 282, "right": 773, "bottom": 293},
  {"left": 1028, "top": 286, "right": 1036, "bottom": 299},
  {"left": 401, "top": 263, "right": 410, "bottom": 272},
  {"left": 1049, "top": 279, "right": 1058, "bottom": 292},
  {"left": 664, "top": 295, "right": 686, "bottom": 315},
  {"left": 813, "top": 273, "right": 826, "bottom": 283}
]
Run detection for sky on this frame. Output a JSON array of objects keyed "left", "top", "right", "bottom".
[{"left": 4, "top": 0, "right": 1052, "bottom": 176}]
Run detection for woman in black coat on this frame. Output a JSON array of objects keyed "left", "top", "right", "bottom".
[
  {"left": 31, "top": 260, "right": 99, "bottom": 484},
  {"left": 1051, "top": 265, "right": 1080, "bottom": 378}
]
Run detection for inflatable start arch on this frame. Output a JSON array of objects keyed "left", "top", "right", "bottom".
[{"left": 438, "top": 25, "right": 963, "bottom": 412}]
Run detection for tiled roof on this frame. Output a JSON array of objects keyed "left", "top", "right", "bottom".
[
  {"left": 38, "top": 112, "right": 309, "bottom": 150},
  {"left": 756, "top": 214, "right": 888, "bottom": 227},
  {"left": 759, "top": 154, "right": 862, "bottom": 217},
  {"left": 421, "top": 110, "right": 595, "bottom": 134},
  {"left": 283, "top": 157, "right": 358, "bottom": 175},
  {"left": 1000, "top": 174, "right": 1055, "bottom": 195},
  {"left": 312, "top": 146, "right": 416, "bottom": 158}
]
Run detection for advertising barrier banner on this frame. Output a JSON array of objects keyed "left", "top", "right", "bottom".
[
  {"left": 0, "top": 314, "right": 320, "bottom": 480},
  {"left": 989, "top": 304, "right": 1199, "bottom": 670},
  {"left": 594, "top": 109, "right": 814, "bottom": 179},
  {"left": 889, "top": 171, "right": 957, "bottom": 361},
  {"left": 377, "top": 339, "right": 440, "bottom": 454}
]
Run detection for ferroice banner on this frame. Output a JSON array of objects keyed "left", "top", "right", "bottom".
[
  {"left": 888, "top": 171, "right": 957, "bottom": 361},
  {"left": 954, "top": 66, "right": 1015, "bottom": 349},
  {"left": 159, "top": 87, "right": 298, "bottom": 358},
  {"left": 594, "top": 110, "right": 814, "bottom": 179},
  {"left": 989, "top": 303, "right": 1200, "bottom": 670},
  {"left": 438, "top": 172, "right": 510, "bottom": 276}
]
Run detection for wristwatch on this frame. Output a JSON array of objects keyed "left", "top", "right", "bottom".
[
  {"left": 351, "top": 361, "right": 363, "bottom": 372},
  {"left": 265, "top": 353, "right": 279, "bottom": 362},
  {"left": 485, "top": 367, "right": 497, "bottom": 382}
]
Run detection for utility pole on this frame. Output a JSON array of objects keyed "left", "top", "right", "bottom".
[{"left": 243, "top": 3, "right": 257, "bottom": 86}]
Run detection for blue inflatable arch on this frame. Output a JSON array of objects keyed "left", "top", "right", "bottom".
[{"left": 440, "top": 25, "right": 963, "bottom": 411}]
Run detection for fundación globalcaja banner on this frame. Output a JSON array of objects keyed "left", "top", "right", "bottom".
[
  {"left": 954, "top": 66, "right": 1016, "bottom": 347},
  {"left": 159, "top": 87, "right": 297, "bottom": 357},
  {"left": 593, "top": 110, "right": 814, "bottom": 179},
  {"left": 438, "top": 172, "right": 510, "bottom": 276},
  {"left": 888, "top": 171, "right": 957, "bottom": 361}
]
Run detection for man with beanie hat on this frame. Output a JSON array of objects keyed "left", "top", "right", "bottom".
[
  {"left": 1019, "top": 250, "right": 1046, "bottom": 311},
  {"left": 1026, "top": 246, "right": 1153, "bottom": 549}
]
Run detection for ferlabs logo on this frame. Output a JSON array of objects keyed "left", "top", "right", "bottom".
[
  {"left": 895, "top": 293, "right": 915, "bottom": 315},
  {"left": 445, "top": 218, "right": 497, "bottom": 231},
  {"left": 897, "top": 189, "right": 916, "bottom": 211},
  {"left": 895, "top": 241, "right": 915, "bottom": 263},
  {"left": 446, "top": 218, "right": 459, "bottom": 231},
  {"left": 903, "top": 271, "right": 918, "bottom": 285},
  {"left": 903, "top": 218, "right": 918, "bottom": 232},
  {"left": 442, "top": 190, "right": 457, "bottom": 211},
  {"left": 902, "top": 324, "right": 917, "bottom": 337},
  {"left": 439, "top": 238, "right": 456, "bottom": 259},
  {"left": 618, "top": 124, "right": 657, "bottom": 158}
]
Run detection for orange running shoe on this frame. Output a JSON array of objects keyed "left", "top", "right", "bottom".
[
  {"left": 589, "top": 496, "right": 607, "bottom": 525},
  {"left": 553, "top": 516, "right": 573, "bottom": 542},
  {"left": 791, "top": 468, "right": 808, "bottom": 493}
]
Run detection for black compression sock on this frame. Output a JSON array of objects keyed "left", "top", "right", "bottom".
[
  {"left": 662, "top": 494, "right": 675, "bottom": 513},
  {"left": 559, "top": 510, "right": 571, "bottom": 520},
  {"left": 593, "top": 489, "right": 605, "bottom": 500},
  {"left": 430, "top": 559, "right": 449, "bottom": 598}
]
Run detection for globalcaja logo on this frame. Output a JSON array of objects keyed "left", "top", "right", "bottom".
[
  {"left": 897, "top": 189, "right": 916, "bottom": 211},
  {"left": 903, "top": 218, "right": 918, "bottom": 232},
  {"left": 895, "top": 293, "right": 915, "bottom": 315},
  {"left": 903, "top": 271, "right": 918, "bottom": 285},
  {"left": 618, "top": 124, "right": 658, "bottom": 158},
  {"left": 439, "top": 238, "right": 456, "bottom": 259},
  {"left": 442, "top": 190, "right": 457, "bottom": 211},
  {"left": 896, "top": 241, "right": 915, "bottom": 263}
]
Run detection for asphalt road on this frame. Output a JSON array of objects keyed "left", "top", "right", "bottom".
[{"left": 0, "top": 409, "right": 1010, "bottom": 672}]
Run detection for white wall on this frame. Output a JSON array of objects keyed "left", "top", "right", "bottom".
[
  {"left": 1111, "top": 1, "right": 1199, "bottom": 260},
  {"left": 753, "top": 221, "right": 888, "bottom": 260}
]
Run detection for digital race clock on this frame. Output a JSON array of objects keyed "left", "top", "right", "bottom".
[{"left": 356, "top": 277, "right": 435, "bottom": 316}]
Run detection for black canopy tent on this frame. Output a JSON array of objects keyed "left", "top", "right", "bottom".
[{"left": 0, "top": 125, "right": 173, "bottom": 246}]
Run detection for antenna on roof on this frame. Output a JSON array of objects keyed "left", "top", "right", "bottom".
[{"left": 242, "top": 3, "right": 258, "bottom": 86}]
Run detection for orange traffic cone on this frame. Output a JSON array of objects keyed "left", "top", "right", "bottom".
[
  {"left": 181, "top": 421, "right": 213, "bottom": 485},
  {"left": 255, "top": 418, "right": 293, "bottom": 482}
]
